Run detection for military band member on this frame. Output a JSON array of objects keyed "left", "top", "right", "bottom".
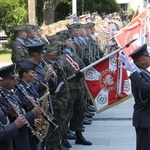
[
  {"left": 15, "top": 59, "right": 43, "bottom": 150},
  {"left": 0, "top": 102, "right": 26, "bottom": 150},
  {"left": 0, "top": 64, "right": 42, "bottom": 150},
  {"left": 45, "top": 44, "right": 70, "bottom": 150}
]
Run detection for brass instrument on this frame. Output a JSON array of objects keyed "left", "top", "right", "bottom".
[
  {"left": 0, "top": 89, "right": 43, "bottom": 144},
  {"left": 14, "top": 80, "right": 58, "bottom": 139}
]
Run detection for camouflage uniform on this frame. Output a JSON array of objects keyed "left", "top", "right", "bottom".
[
  {"left": 11, "top": 38, "right": 29, "bottom": 63},
  {"left": 57, "top": 50, "right": 85, "bottom": 133},
  {"left": 45, "top": 45, "right": 70, "bottom": 150}
]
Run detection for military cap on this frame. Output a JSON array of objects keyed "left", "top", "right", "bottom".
[
  {"left": 79, "top": 24, "right": 86, "bottom": 29},
  {"left": 68, "top": 14, "right": 77, "bottom": 20},
  {"left": 16, "top": 60, "right": 38, "bottom": 71},
  {"left": 62, "top": 32, "right": 72, "bottom": 41},
  {"left": 34, "top": 25, "right": 41, "bottom": 31},
  {"left": 87, "top": 22, "right": 95, "bottom": 28},
  {"left": 13, "top": 25, "right": 27, "bottom": 32},
  {"left": 56, "top": 30, "right": 70, "bottom": 37},
  {"left": 129, "top": 44, "right": 150, "bottom": 59},
  {"left": 0, "top": 64, "right": 17, "bottom": 78},
  {"left": 66, "top": 23, "right": 81, "bottom": 30},
  {"left": 27, "top": 42, "right": 46, "bottom": 53},
  {"left": 84, "top": 24, "right": 91, "bottom": 29},
  {"left": 46, "top": 44, "right": 60, "bottom": 53},
  {"left": 47, "top": 34, "right": 62, "bottom": 43},
  {"left": 79, "top": 14, "right": 86, "bottom": 19},
  {"left": 25, "top": 24, "right": 35, "bottom": 31}
]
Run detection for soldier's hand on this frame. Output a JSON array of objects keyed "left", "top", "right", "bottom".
[
  {"left": 14, "top": 114, "right": 27, "bottom": 128},
  {"left": 75, "top": 70, "right": 84, "bottom": 79},
  {"left": 45, "top": 67, "right": 54, "bottom": 82},
  {"left": 32, "top": 106, "right": 43, "bottom": 117}
]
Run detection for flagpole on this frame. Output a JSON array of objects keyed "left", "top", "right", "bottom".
[{"left": 67, "top": 39, "right": 137, "bottom": 80}]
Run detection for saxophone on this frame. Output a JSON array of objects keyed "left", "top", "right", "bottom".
[
  {"left": 15, "top": 79, "right": 58, "bottom": 140},
  {"left": 34, "top": 78, "right": 58, "bottom": 139}
]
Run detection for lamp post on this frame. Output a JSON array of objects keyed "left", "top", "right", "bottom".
[{"left": 72, "top": 0, "right": 77, "bottom": 14}]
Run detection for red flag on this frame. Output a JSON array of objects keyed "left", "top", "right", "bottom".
[
  {"left": 115, "top": 10, "right": 148, "bottom": 57},
  {"left": 84, "top": 51, "right": 131, "bottom": 113}
]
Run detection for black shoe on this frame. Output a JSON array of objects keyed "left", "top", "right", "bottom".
[
  {"left": 85, "top": 112, "right": 93, "bottom": 118},
  {"left": 86, "top": 109, "right": 95, "bottom": 116},
  {"left": 82, "top": 127, "right": 85, "bottom": 132},
  {"left": 61, "top": 135, "right": 72, "bottom": 148},
  {"left": 83, "top": 118, "right": 92, "bottom": 125},
  {"left": 75, "top": 132, "right": 92, "bottom": 145},
  {"left": 67, "top": 130, "right": 76, "bottom": 140},
  {"left": 58, "top": 145, "right": 70, "bottom": 150},
  {"left": 87, "top": 106, "right": 95, "bottom": 112},
  {"left": 88, "top": 104, "right": 95, "bottom": 109},
  {"left": 84, "top": 116, "right": 92, "bottom": 122}
]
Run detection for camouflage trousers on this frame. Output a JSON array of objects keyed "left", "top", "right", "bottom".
[
  {"left": 63, "top": 88, "right": 85, "bottom": 133},
  {"left": 45, "top": 109, "right": 67, "bottom": 150}
]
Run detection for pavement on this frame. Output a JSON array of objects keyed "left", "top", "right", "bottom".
[{"left": 69, "top": 96, "right": 136, "bottom": 150}]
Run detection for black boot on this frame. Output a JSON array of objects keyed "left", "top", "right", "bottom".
[
  {"left": 67, "top": 130, "right": 76, "bottom": 140},
  {"left": 75, "top": 131, "right": 92, "bottom": 145},
  {"left": 61, "top": 135, "right": 72, "bottom": 148}
]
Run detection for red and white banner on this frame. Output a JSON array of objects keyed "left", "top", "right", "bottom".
[
  {"left": 83, "top": 51, "right": 131, "bottom": 113},
  {"left": 66, "top": 54, "right": 80, "bottom": 70},
  {"left": 115, "top": 10, "right": 149, "bottom": 57}
]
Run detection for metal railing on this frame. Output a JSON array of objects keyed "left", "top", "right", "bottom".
[{"left": 0, "top": 30, "right": 8, "bottom": 43}]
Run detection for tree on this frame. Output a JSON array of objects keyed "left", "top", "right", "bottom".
[
  {"left": 0, "top": 0, "right": 28, "bottom": 45},
  {"left": 82, "top": 0, "right": 120, "bottom": 15},
  {"left": 43, "top": 0, "right": 60, "bottom": 25}
]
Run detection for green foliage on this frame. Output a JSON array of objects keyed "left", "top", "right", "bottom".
[
  {"left": 0, "top": 0, "right": 28, "bottom": 47},
  {"left": 36, "top": 0, "right": 44, "bottom": 25},
  {"left": 96, "top": 0, "right": 120, "bottom": 14}
]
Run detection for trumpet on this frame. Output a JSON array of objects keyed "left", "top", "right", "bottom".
[
  {"left": 42, "top": 59, "right": 57, "bottom": 77},
  {"left": 0, "top": 89, "right": 43, "bottom": 144}
]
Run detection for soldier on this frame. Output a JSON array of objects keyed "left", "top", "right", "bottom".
[
  {"left": 57, "top": 32, "right": 92, "bottom": 146},
  {"left": 25, "top": 24, "right": 38, "bottom": 45},
  {"left": 0, "top": 64, "right": 42, "bottom": 150},
  {"left": 66, "top": 23, "right": 83, "bottom": 58},
  {"left": 85, "top": 22, "right": 104, "bottom": 63},
  {"left": 45, "top": 44, "right": 70, "bottom": 150},
  {"left": 34, "top": 25, "right": 49, "bottom": 45},
  {"left": 11, "top": 25, "right": 29, "bottom": 63}
]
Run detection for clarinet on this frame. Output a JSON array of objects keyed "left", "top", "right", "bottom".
[
  {"left": 14, "top": 84, "right": 59, "bottom": 131},
  {"left": 0, "top": 89, "right": 43, "bottom": 144}
]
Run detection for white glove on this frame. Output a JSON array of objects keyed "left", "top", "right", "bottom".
[
  {"left": 131, "top": 62, "right": 141, "bottom": 73},
  {"left": 118, "top": 50, "right": 136, "bottom": 74}
]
